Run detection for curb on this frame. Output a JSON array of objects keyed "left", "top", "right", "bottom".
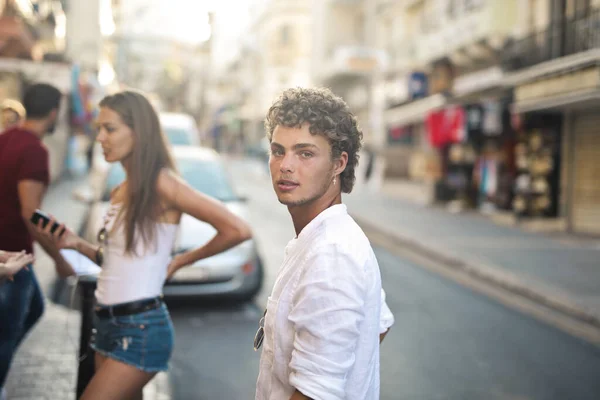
[{"left": 352, "top": 215, "right": 600, "bottom": 330}]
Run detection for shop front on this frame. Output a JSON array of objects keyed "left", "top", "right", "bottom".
[
  {"left": 511, "top": 112, "right": 562, "bottom": 221},
  {"left": 383, "top": 71, "right": 444, "bottom": 183},
  {"left": 512, "top": 64, "right": 600, "bottom": 235},
  {"left": 424, "top": 97, "right": 515, "bottom": 212},
  {"left": 569, "top": 111, "right": 600, "bottom": 235}
]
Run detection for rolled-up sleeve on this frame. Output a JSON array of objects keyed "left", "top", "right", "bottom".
[
  {"left": 287, "top": 244, "right": 366, "bottom": 400},
  {"left": 380, "top": 288, "right": 395, "bottom": 334}
]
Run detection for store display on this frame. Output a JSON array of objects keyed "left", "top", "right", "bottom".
[{"left": 512, "top": 126, "right": 561, "bottom": 218}]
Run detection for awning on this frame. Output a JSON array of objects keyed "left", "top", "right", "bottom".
[
  {"left": 503, "top": 49, "right": 600, "bottom": 87},
  {"left": 512, "top": 88, "right": 600, "bottom": 113},
  {"left": 452, "top": 66, "right": 504, "bottom": 98},
  {"left": 385, "top": 93, "right": 447, "bottom": 126}
]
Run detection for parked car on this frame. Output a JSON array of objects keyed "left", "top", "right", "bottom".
[
  {"left": 77, "top": 146, "right": 262, "bottom": 301},
  {"left": 159, "top": 112, "right": 201, "bottom": 147}
]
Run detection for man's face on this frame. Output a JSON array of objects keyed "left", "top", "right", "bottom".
[
  {"left": 44, "top": 109, "right": 59, "bottom": 135},
  {"left": 269, "top": 123, "right": 337, "bottom": 207},
  {"left": 1, "top": 109, "right": 20, "bottom": 129}
]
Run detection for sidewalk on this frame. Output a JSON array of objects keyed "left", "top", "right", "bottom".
[
  {"left": 4, "top": 175, "right": 171, "bottom": 399},
  {"left": 345, "top": 186, "right": 600, "bottom": 328}
]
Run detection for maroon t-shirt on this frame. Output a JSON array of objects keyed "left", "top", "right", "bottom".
[{"left": 0, "top": 127, "right": 50, "bottom": 253}]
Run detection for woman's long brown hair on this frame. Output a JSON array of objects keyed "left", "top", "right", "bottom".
[{"left": 99, "top": 91, "right": 176, "bottom": 254}]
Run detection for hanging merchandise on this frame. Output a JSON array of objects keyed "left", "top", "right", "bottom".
[
  {"left": 446, "top": 105, "right": 466, "bottom": 143},
  {"left": 426, "top": 106, "right": 466, "bottom": 148},
  {"left": 482, "top": 99, "right": 502, "bottom": 136},
  {"left": 473, "top": 144, "right": 500, "bottom": 209},
  {"left": 484, "top": 159, "right": 498, "bottom": 198},
  {"left": 512, "top": 121, "right": 561, "bottom": 218},
  {"left": 465, "top": 103, "right": 484, "bottom": 147},
  {"left": 426, "top": 110, "right": 446, "bottom": 148},
  {"left": 388, "top": 125, "right": 414, "bottom": 145},
  {"left": 466, "top": 104, "right": 484, "bottom": 134}
]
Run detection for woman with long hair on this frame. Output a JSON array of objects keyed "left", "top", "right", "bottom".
[{"left": 36, "top": 90, "right": 252, "bottom": 399}]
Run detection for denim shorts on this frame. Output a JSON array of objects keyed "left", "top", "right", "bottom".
[{"left": 91, "top": 301, "right": 174, "bottom": 372}]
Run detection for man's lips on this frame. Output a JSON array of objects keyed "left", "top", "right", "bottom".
[{"left": 277, "top": 179, "right": 299, "bottom": 191}]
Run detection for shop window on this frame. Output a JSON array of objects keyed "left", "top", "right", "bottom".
[
  {"left": 388, "top": 126, "right": 415, "bottom": 145},
  {"left": 512, "top": 116, "right": 562, "bottom": 218}
]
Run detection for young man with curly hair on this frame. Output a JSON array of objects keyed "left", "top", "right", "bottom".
[{"left": 254, "top": 87, "right": 394, "bottom": 400}]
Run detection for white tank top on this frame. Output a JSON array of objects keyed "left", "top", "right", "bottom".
[{"left": 95, "top": 203, "right": 178, "bottom": 305}]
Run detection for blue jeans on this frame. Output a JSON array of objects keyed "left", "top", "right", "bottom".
[
  {"left": 0, "top": 266, "right": 45, "bottom": 389},
  {"left": 91, "top": 302, "right": 174, "bottom": 372}
]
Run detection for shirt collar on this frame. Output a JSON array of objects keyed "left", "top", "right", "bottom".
[
  {"left": 285, "top": 204, "right": 347, "bottom": 256},
  {"left": 297, "top": 204, "right": 347, "bottom": 241}
]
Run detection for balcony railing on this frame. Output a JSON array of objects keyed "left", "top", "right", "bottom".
[{"left": 502, "top": 9, "right": 600, "bottom": 70}]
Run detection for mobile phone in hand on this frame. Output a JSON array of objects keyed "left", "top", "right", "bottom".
[{"left": 30, "top": 209, "right": 65, "bottom": 237}]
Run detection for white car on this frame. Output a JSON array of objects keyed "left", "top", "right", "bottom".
[
  {"left": 78, "top": 146, "right": 263, "bottom": 301},
  {"left": 159, "top": 112, "right": 201, "bottom": 147}
]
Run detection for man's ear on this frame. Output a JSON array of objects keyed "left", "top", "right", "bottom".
[
  {"left": 44, "top": 109, "right": 58, "bottom": 126},
  {"left": 335, "top": 151, "right": 348, "bottom": 176}
]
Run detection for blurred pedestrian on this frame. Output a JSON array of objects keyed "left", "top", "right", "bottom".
[
  {"left": 0, "top": 250, "right": 34, "bottom": 280},
  {"left": 36, "top": 90, "right": 252, "bottom": 399},
  {"left": 0, "top": 83, "right": 74, "bottom": 397},
  {"left": 254, "top": 87, "right": 394, "bottom": 400},
  {"left": 1, "top": 99, "right": 26, "bottom": 130}
]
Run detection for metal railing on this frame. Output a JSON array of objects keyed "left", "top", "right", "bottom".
[{"left": 503, "top": 9, "right": 600, "bottom": 70}]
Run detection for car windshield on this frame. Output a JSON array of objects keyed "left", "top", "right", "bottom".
[
  {"left": 163, "top": 127, "right": 193, "bottom": 146},
  {"left": 104, "top": 157, "right": 237, "bottom": 202}
]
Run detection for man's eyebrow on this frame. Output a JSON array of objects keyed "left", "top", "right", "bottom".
[
  {"left": 270, "top": 142, "right": 319, "bottom": 151},
  {"left": 292, "top": 143, "right": 318, "bottom": 150}
]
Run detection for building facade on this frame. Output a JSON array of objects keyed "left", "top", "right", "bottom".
[
  {"left": 207, "top": 0, "right": 313, "bottom": 152},
  {"left": 503, "top": 0, "right": 600, "bottom": 234}
]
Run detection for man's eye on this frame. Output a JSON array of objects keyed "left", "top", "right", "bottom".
[
  {"left": 271, "top": 149, "right": 283, "bottom": 156},
  {"left": 300, "top": 152, "right": 313, "bottom": 158}
]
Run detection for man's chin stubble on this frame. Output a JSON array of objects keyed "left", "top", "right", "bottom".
[{"left": 278, "top": 195, "right": 312, "bottom": 207}]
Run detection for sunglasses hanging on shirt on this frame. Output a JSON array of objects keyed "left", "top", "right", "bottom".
[{"left": 253, "top": 309, "right": 266, "bottom": 351}]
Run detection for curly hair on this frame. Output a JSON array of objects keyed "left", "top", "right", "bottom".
[{"left": 265, "top": 87, "right": 363, "bottom": 193}]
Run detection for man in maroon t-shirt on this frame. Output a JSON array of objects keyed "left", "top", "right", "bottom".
[{"left": 0, "top": 83, "right": 74, "bottom": 394}]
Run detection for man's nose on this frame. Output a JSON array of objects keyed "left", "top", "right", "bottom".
[{"left": 279, "top": 153, "right": 295, "bottom": 173}]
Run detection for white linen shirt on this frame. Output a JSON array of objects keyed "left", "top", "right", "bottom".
[{"left": 255, "top": 204, "right": 391, "bottom": 400}]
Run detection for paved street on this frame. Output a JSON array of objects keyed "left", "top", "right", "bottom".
[
  {"left": 12, "top": 158, "right": 600, "bottom": 399},
  {"left": 217, "top": 157, "right": 600, "bottom": 400},
  {"left": 164, "top": 244, "right": 600, "bottom": 400}
]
